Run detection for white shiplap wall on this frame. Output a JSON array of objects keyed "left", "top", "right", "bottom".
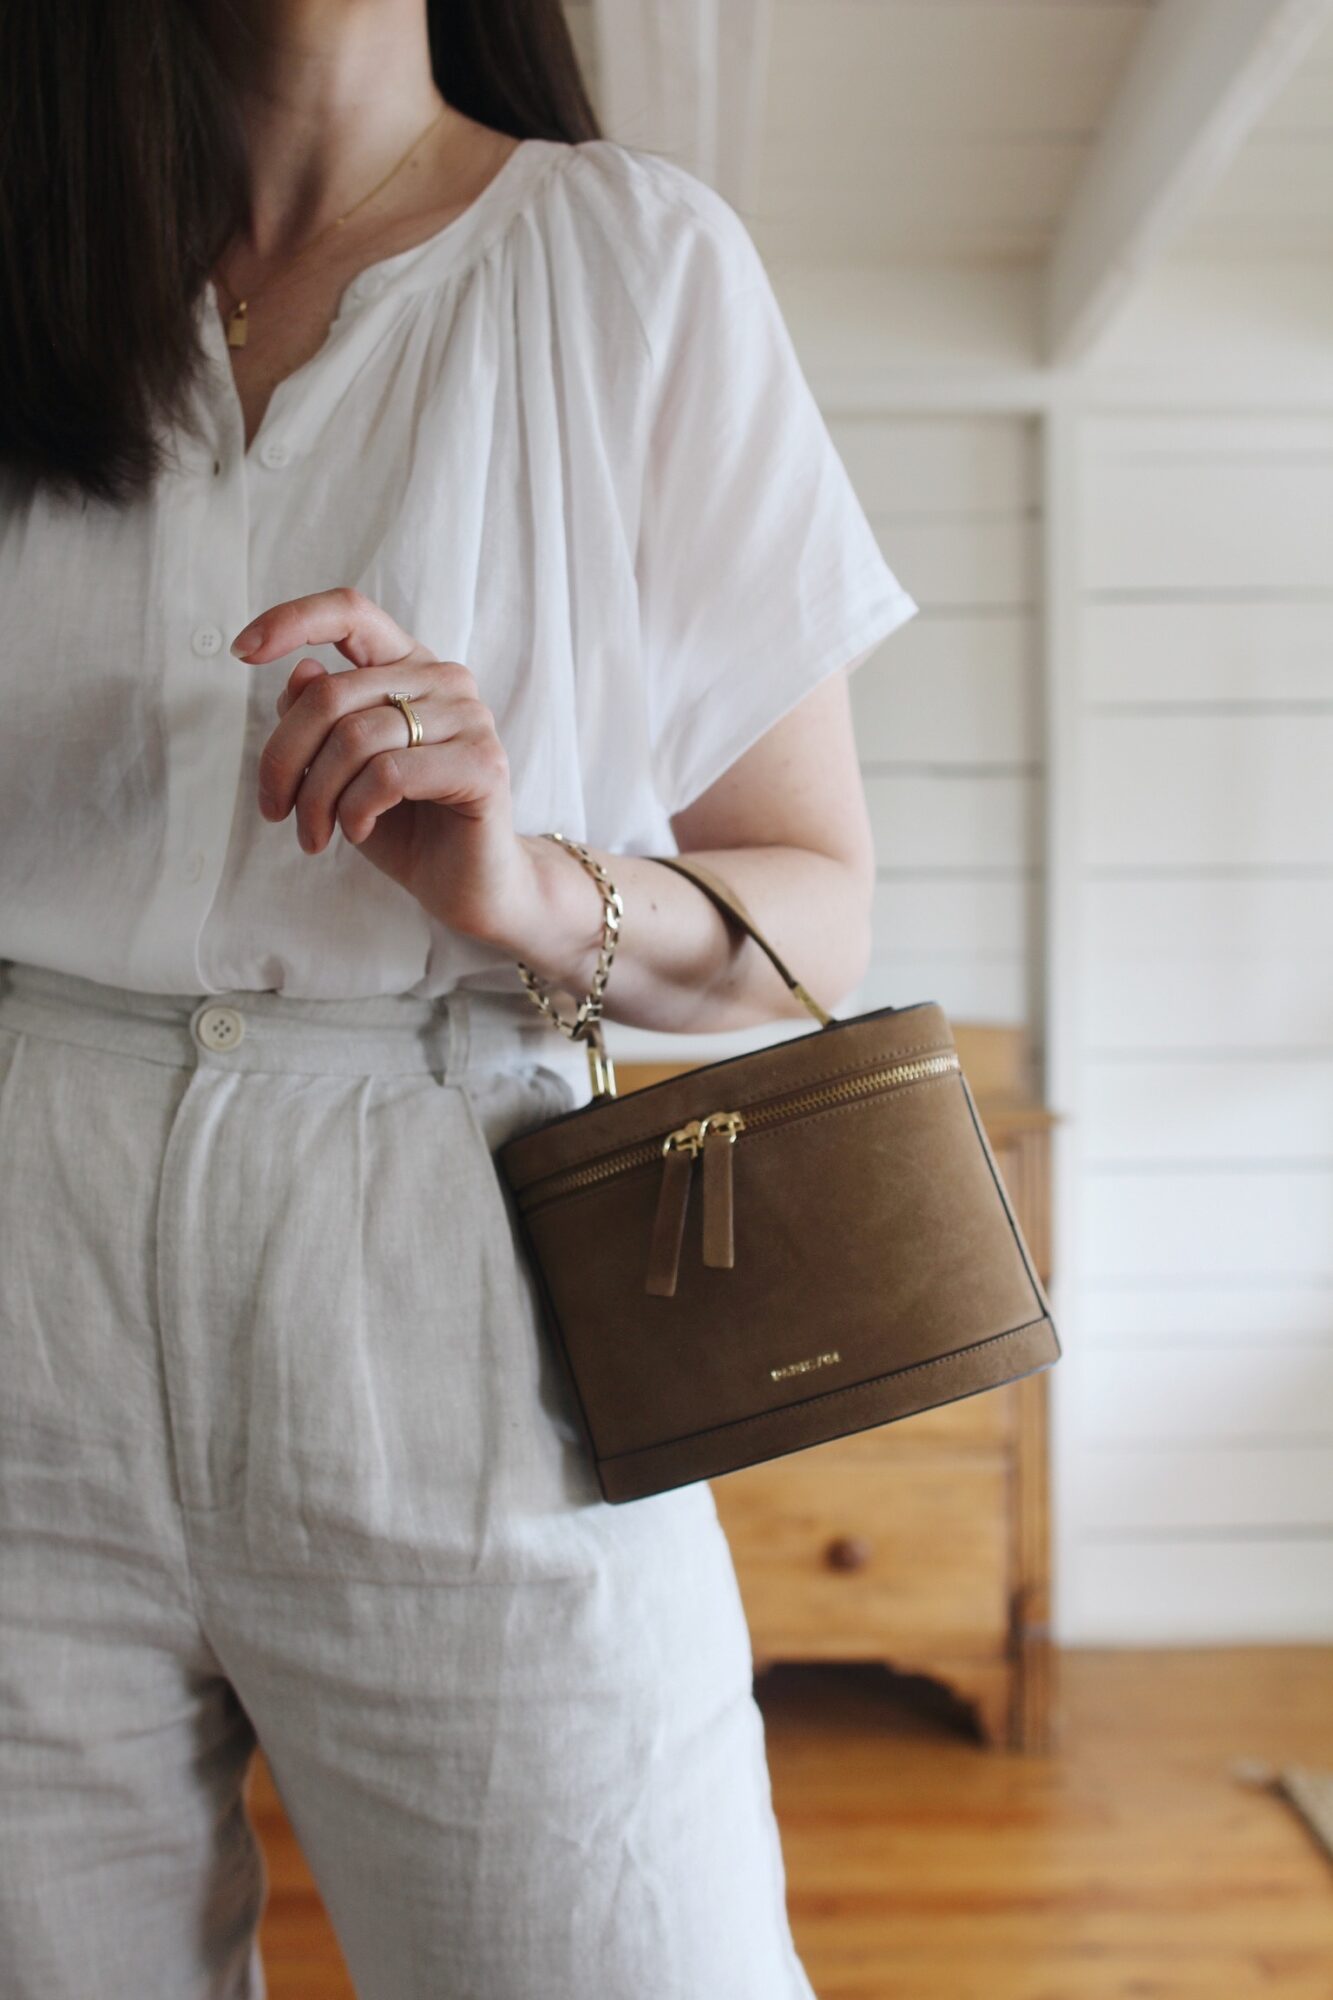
[
  {"left": 836, "top": 416, "right": 1044, "bottom": 1030},
  {"left": 1061, "top": 412, "right": 1333, "bottom": 1642}
]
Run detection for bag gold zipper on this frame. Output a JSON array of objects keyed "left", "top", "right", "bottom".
[
  {"left": 519, "top": 1048, "right": 962, "bottom": 1296},
  {"left": 644, "top": 1109, "right": 746, "bottom": 1294}
]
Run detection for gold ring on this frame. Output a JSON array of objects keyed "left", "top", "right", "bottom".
[{"left": 386, "top": 691, "right": 424, "bottom": 748}]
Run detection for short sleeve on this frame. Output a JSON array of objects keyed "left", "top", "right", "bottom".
[{"left": 634, "top": 177, "right": 918, "bottom": 819}]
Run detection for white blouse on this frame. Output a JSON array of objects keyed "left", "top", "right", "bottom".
[{"left": 0, "top": 136, "right": 916, "bottom": 1001}]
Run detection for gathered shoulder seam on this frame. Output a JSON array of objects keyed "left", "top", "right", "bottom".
[{"left": 559, "top": 140, "right": 759, "bottom": 375}]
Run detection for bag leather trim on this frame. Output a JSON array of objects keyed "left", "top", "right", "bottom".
[{"left": 594, "top": 1312, "right": 1056, "bottom": 1464}]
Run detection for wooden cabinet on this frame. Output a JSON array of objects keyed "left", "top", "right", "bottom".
[{"left": 616, "top": 1023, "right": 1058, "bottom": 1752}]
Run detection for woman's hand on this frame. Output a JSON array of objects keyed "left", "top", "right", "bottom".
[
  {"left": 229, "top": 585, "right": 879, "bottom": 1036},
  {"left": 231, "top": 586, "right": 571, "bottom": 956}
]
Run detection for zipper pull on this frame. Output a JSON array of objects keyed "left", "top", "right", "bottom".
[
  {"left": 700, "top": 1110, "right": 745, "bottom": 1269},
  {"left": 645, "top": 1120, "right": 703, "bottom": 1297}
]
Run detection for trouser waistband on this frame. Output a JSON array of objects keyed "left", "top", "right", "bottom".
[{"left": 0, "top": 958, "right": 582, "bottom": 1083}]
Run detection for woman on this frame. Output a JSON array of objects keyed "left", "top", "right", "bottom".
[{"left": 0, "top": 2, "right": 916, "bottom": 1995}]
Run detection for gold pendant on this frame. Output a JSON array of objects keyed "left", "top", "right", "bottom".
[{"left": 226, "top": 300, "right": 248, "bottom": 349}]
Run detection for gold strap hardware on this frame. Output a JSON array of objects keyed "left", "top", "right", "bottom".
[
  {"left": 518, "top": 845, "right": 839, "bottom": 1110},
  {"left": 583, "top": 1019, "right": 617, "bottom": 1100},
  {"left": 515, "top": 835, "right": 624, "bottom": 1101}
]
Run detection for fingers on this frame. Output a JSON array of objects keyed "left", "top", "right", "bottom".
[
  {"left": 337, "top": 723, "right": 509, "bottom": 848},
  {"left": 258, "top": 656, "right": 481, "bottom": 824},
  {"left": 231, "top": 585, "right": 419, "bottom": 670},
  {"left": 284, "top": 698, "right": 414, "bottom": 851},
  {"left": 238, "top": 587, "right": 506, "bottom": 859},
  {"left": 275, "top": 655, "right": 328, "bottom": 719}
]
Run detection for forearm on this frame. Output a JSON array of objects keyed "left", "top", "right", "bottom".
[{"left": 480, "top": 834, "right": 873, "bottom": 1035}]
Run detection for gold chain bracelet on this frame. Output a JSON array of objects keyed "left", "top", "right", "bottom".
[{"left": 515, "top": 833, "right": 625, "bottom": 1097}]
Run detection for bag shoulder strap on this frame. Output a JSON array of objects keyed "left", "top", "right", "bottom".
[{"left": 647, "top": 853, "right": 836, "bottom": 1029}]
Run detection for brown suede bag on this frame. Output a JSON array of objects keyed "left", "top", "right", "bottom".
[{"left": 497, "top": 854, "right": 1060, "bottom": 1504}]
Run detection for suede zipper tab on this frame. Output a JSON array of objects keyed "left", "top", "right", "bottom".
[
  {"left": 645, "top": 1111, "right": 745, "bottom": 1294},
  {"left": 646, "top": 1121, "right": 703, "bottom": 1297},
  {"left": 700, "top": 1113, "right": 743, "bottom": 1268}
]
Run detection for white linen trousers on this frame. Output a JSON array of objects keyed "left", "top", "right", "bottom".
[{"left": 0, "top": 956, "right": 817, "bottom": 2000}]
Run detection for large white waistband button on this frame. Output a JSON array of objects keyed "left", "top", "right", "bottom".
[{"left": 195, "top": 1004, "right": 245, "bottom": 1052}]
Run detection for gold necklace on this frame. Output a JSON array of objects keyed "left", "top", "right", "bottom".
[{"left": 214, "top": 101, "right": 449, "bottom": 348}]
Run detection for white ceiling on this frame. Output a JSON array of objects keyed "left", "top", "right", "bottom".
[
  {"left": 1177, "top": 10, "right": 1333, "bottom": 257},
  {"left": 566, "top": 0, "right": 1333, "bottom": 269},
  {"left": 751, "top": 0, "right": 1153, "bottom": 264},
  {"left": 567, "top": 0, "right": 1153, "bottom": 262}
]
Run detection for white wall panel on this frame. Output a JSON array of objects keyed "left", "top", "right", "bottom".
[
  {"left": 1081, "top": 1445, "right": 1333, "bottom": 1530},
  {"left": 828, "top": 415, "right": 1040, "bottom": 516},
  {"left": 864, "top": 771, "right": 1038, "bottom": 871},
  {"left": 844, "top": 417, "right": 1044, "bottom": 1038},
  {"left": 1073, "top": 1542, "right": 1333, "bottom": 1644},
  {"left": 1082, "top": 877, "right": 1333, "bottom": 1051},
  {"left": 1059, "top": 412, "right": 1333, "bottom": 1643},
  {"left": 1079, "top": 1168, "right": 1333, "bottom": 1282},
  {"left": 868, "top": 515, "right": 1036, "bottom": 610},
  {"left": 1080, "top": 1281, "right": 1333, "bottom": 1345},
  {"left": 1083, "top": 1056, "right": 1333, "bottom": 1161},
  {"left": 872, "top": 875, "right": 1034, "bottom": 955},
  {"left": 1077, "top": 1347, "right": 1333, "bottom": 1444},
  {"left": 851, "top": 612, "right": 1038, "bottom": 764},
  {"left": 1083, "top": 599, "right": 1333, "bottom": 705},
  {"left": 865, "top": 872, "right": 1032, "bottom": 1023},
  {"left": 858, "top": 954, "right": 1030, "bottom": 1026},
  {"left": 1082, "top": 417, "right": 1333, "bottom": 592},
  {"left": 1083, "top": 715, "right": 1333, "bottom": 868}
]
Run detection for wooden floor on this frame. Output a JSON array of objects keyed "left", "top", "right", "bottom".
[{"left": 248, "top": 1647, "right": 1333, "bottom": 1998}]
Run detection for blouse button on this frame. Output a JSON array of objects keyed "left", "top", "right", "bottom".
[
  {"left": 194, "top": 1004, "right": 245, "bottom": 1053},
  {"left": 351, "top": 269, "right": 385, "bottom": 303},
  {"left": 259, "top": 438, "right": 292, "bottom": 469},
  {"left": 183, "top": 849, "right": 205, "bottom": 884},
  {"left": 192, "top": 624, "right": 223, "bottom": 657}
]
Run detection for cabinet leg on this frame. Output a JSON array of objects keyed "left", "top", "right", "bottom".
[{"left": 969, "top": 1674, "right": 1015, "bottom": 1749}]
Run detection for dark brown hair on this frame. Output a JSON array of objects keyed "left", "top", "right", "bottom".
[{"left": 0, "top": 1, "right": 600, "bottom": 507}]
